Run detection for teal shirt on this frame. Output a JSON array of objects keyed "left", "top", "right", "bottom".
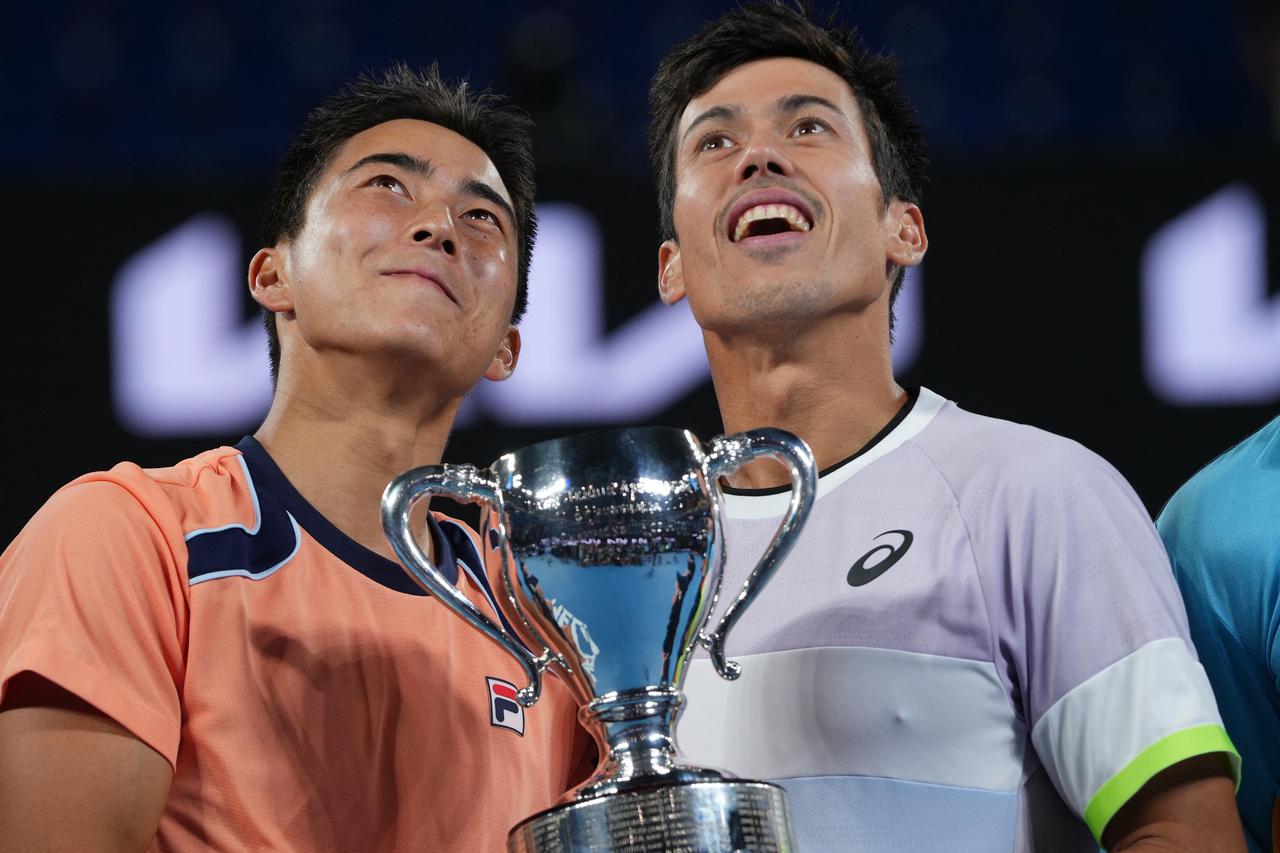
[{"left": 1158, "top": 417, "right": 1280, "bottom": 853}]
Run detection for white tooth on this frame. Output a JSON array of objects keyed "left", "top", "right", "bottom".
[
  {"left": 734, "top": 206, "right": 763, "bottom": 241},
  {"left": 733, "top": 202, "right": 813, "bottom": 240}
]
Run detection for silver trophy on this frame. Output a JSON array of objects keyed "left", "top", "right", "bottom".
[{"left": 382, "top": 426, "right": 816, "bottom": 852}]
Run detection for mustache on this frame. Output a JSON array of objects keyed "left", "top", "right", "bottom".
[{"left": 715, "top": 179, "right": 825, "bottom": 236}]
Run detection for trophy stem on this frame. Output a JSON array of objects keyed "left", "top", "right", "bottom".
[{"left": 574, "top": 688, "right": 721, "bottom": 799}]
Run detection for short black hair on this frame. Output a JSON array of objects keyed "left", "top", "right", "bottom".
[
  {"left": 648, "top": 2, "right": 927, "bottom": 323},
  {"left": 260, "top": 63, "right": 536, "bottom": 383}
]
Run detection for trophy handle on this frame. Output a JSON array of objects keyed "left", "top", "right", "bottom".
[
  {"left": 700, "top": 428, "right": 817, "bottom": 680},
  {"left": 381, "top": 464, "right": 560, "bottom": 707}
]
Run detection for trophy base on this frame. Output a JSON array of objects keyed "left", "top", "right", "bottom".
[{"left": 507, "top": 779, "right": 793, "bottom": 853}]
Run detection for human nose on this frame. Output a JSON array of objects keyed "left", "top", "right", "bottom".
[
  {"left": 409, "top": 202, "right": 457, "bottom": 256},
  {"left": 737, "top": 136, "right": 793, "bottom": 183}
]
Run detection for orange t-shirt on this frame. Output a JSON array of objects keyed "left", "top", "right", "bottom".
[{"left": 0, "top": 437, "right": 593, "bottom": 851}]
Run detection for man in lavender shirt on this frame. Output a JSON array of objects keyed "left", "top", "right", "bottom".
[{"left": 647, "top": 4, "right": 1244, "bottom": 851}]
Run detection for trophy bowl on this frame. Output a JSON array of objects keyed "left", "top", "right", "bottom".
[{"left": 382, "top": 426, "right": 816, "bottom": 852}]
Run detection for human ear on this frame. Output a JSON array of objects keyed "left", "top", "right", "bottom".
[
  {"left": 657, "top": 240, "right": 686, "bottom": 305},
  {"left": 885, "top": 202, "right": 927, "bottom": 268},
  {"left": 248, "top": 247, "right": 294, "bottom": 313},
  {"left": 484, "top": 325, "right": 521, "bottom": 382}
]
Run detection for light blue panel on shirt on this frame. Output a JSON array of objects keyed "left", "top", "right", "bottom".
[{"left": 778, "top": 775, "right": 1017, "bottom": 852}]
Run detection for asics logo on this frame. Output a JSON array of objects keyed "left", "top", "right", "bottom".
[{"left": 847, "top": 529, "right": 914, "bottom": 587}]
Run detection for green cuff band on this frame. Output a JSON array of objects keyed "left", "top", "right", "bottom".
[{"left": 1083, "top": 723, "right": 1241, "bottom": 844}]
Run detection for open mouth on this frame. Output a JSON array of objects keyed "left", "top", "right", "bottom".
[{"left": 731, "top": 203, "right": 813, "bottom": 242}]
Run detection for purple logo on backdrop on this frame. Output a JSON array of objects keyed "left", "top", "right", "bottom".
[
  {"left": 109, "top": 206, "right": 926, "bottom": 437},
  {"left": 107, "top": 188, "right": 1280, "bottom": 436},
  {"left": 111, "top": 216, "right": 273, "bottom": 436},
  {"left": 1143, "top": 184, "right": 1280, "bottom": 405}
]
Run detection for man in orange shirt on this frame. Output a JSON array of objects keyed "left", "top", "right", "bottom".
[{"left": 0, "top": 64, "right": 593, "bottom": 852}]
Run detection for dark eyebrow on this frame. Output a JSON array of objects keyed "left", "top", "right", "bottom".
[
  {"left": 344, "top": 153, "right": 515, "bottom": 228},
  {"left": 343, "top": 151, "right": 433, "bottom": 177},
  {"left": 776, "top": 93, "right": 845, "bottom": 118},
  {"left": 680, "top": 104, "right": 741, "bottom": 146},
  {"left": 460, "top": 178, "right": 516, "bottom": 229}
]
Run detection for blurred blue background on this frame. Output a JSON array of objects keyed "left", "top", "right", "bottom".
[
  {"left": 3, "top": 0, "right": 1278, "bottom": 540},
  {"left": 5, "top": 1, "right": 1272, "bottom": 177}
]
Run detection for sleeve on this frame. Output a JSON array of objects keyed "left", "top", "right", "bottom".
[
  {"left": 0, "top": 478, "right": 189, "bottom": 767},
  {"left": 971, "top": 441, "right": 1239, "bottom": 844}
]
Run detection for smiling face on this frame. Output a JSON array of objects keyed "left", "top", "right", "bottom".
[
  {"left": 253, "top": 118, "right": 521, "bottom": 396},
  {"left": 659, "top": 57, "right": 925, "bottom": 339}
]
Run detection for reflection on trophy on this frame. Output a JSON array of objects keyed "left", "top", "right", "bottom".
[{"left": 382, "top": 426, "right": 816, "bottom": 852}]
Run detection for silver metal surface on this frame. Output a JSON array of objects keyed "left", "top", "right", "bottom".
[
  {"left": 381, "top": 425, "right": 817, "bottom": 850},
  {"left": 700, "top": 431, "right": 816, "bottom": 680},
  {"left": 507, "top": 781, "right": 794, "bottom": 853},
  {"left": 382, "top": 463, "right": 559, "bottom": 706}
]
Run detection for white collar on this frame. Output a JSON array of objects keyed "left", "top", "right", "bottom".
[{"left": 721, "top": 387, "right": 947, "bottom": 520}]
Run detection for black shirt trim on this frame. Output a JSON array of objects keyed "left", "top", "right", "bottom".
[
  {"left": 234, "top": 436, "right": 455, "bottom": 595},
  {"left": 720, "top": 387, "right": 922, "bottom": 497}
]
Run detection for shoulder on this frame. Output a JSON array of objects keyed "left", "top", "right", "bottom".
[
  {"left": 18, "top": 446, "right": 250, "bottom": 552},
  {"left": 1158, "top": 415, "right": 1280, "bottom": 549},
  {"left": 123, "top": 444, "right": 251, "bottom": 508},
  {"left": 908, "top": 399, "right": 1167, "bottom": 598},
  {"left": 1157, "top": 416, "right": 1280, "bottom": 603},
  {"left": 911, "top": 399, "right": 1134, "bottom": 509}
]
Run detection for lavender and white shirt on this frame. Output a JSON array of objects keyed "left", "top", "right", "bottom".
[{"left": 677, "top": 388, "right": 1237, "bottom": 852}]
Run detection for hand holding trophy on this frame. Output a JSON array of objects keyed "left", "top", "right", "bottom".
[{"left": 382, "top": 426, "right": 816, "bottom": 852}]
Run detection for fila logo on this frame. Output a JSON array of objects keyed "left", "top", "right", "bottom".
[
  {"left": 487, "top": 677, "right": 525, "bottom": 736},
  {"left": 847, "top": 529, "right": 914, "bottom": 588}
]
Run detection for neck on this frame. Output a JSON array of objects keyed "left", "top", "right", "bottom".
[
  {"left": 254, "top": 356, "right": 463, "bottom": 561},
  {"left": 705, "top": 311, "right": 904, "bottom": 489}
]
